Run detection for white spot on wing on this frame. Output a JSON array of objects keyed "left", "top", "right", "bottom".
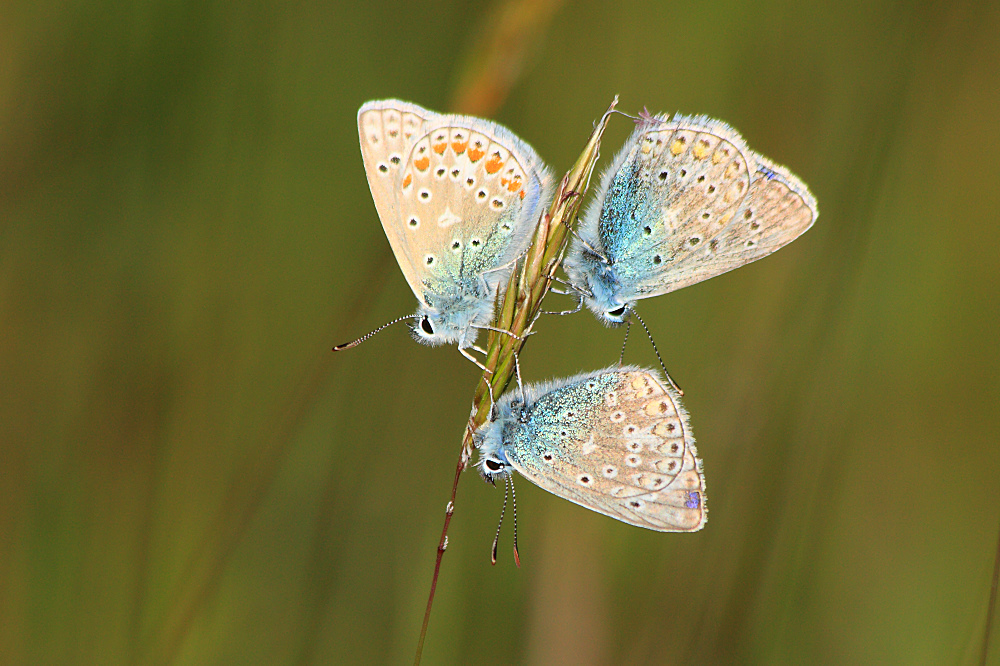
[{"left": 437, "top": 206, "right": 462, "bottom": 228}]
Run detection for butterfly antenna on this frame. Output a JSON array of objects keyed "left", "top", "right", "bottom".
[
  {"left": 618, "top": 320, "right": 631, "bottom": 366},
  {"left": 332, "top": 315, "right": 417, "bottom": 351},
  {"left": 510, "top": 473, "right": 520, "bottom": 568},
  {"left": 491, "top": 474, "right": 509, "bottom": 566},
  {"left": 632, "top": 310, "right": 683, "bottom": 396}
]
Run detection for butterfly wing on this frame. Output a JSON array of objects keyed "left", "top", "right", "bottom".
[
  {"left": 625, "top": 151, "right": 817, "bottom": 297},
  {"left": 359, "top": 100, "right": 552, "bottom": 304},
  {"left": 394, "top": 118, "right": 551, "bottom": 302},
  {"left": 571, "top": 115, "right": 753, "bottom": 291},
  {"left": 358, "top": 100, "right": 439, "bottom": 300},
  {"left": 570, "top": 114, "right": 815, "bottom": 302},
  {"left": 506, "top": 367, "right": 706, "bottom": 532}
]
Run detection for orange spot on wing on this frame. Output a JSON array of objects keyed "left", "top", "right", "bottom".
[
  {"left": 468, "top": 146, "right": 485, "bottom": 162},
  {"left": 414, "top": 157, "right": 430, "bottom": 171},
  {"left": 519, "top": 189, "right": 526, "bottom": 200},
  {"left": 507, "top": 176, "right": 522, "bottom": 192},
  {"left": 451, "top": 140, "right": 468, "bottom": 154},
  {"left": 433, "top": 142, "right": 447, "bottom": 154},
  {"left": 485, "top": 154, "right": 504, "bottom": 174},
  {"left": 402, "top": 174, "right": 412, "bottom": 188}
]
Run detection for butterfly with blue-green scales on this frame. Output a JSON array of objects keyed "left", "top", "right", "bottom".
[{"left": 563, "top": 110, "right": 818, "bottom": 326}]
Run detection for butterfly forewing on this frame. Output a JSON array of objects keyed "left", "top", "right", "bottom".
[
  {"left": 630, "top": 154, "right": 817, "bottom": 296},
  {"left": 358, "top": 101, "right": 437, "bottom": 300},
  {"left": 592, "top": 117, "right": 753, "bottom": 275},
  {"left": 508, "top": 368, "right": 706, "bottom": 532},
  {"left": 395, "top": 121, "right": 550, "bottom": 298}
]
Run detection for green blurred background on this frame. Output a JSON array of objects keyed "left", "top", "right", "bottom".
[{"left": 2, "top": 0, "right": 998, "bottom": 664}]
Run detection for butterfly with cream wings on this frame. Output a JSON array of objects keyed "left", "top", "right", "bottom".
[
  {"left": 477, "top": 365, "right": 706, "bottom": 532},
  {"left": 336, "top": 100, "right": 553, "bottom": 367},
  {"left": 563, "top": 111, "right": 817, "bottom": 326}
]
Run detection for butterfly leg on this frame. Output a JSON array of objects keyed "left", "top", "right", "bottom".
[
  {"left": 536, "top": 296, "right": 584, "bottom": 317},
  {"left": 470, "top": 342, "right": 526, "bottom": 412},
  {"left": 476, "top": 373, "right": 497, "bottom": 419},
  {"left": 513, "top": 350, "right": 528, "bottom": 410},
  {"left": 479, "top": 244, "right": 533, "bottom": 289},
  {"left": 459, "top": 346, "right": 491, "bottom": 373},
  {"left": 547, "top": 274, "right": 589, "bottom": 293},
  {"left": 474, "top": 324, "right": 529, "bottom": 342}
]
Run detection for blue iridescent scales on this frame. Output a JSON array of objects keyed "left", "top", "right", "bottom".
[
  {"left": 563, "top": 112, "right": 818, "bottom": 326},
  {"left": 477, "top": 366, "right": 706, "bottom": 532}
]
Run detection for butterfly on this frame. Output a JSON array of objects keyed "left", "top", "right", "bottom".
[
  {"left": 563, "top": 112, "right": 818, "bottom": 325},
  {"left": 344, "top": 100, "right": 553, "bottom": 365},
  {"left": 476, "top": 365, "right": 706, "bottom": 532}
]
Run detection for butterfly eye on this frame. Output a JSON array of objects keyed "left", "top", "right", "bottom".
[
  {"left": 607, "top": 305, "right": 627, "bottom": 318},
  {"left": 420, "top": 316, "right": 434, "bottom": 335},
  {"left": 485, "top": 458, "right": 503, "bottom": 472}
]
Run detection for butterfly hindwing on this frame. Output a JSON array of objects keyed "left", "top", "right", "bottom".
[
  {"left": 395, "top": 120, "right": 551, "bottom": 300},
  {"left": 358, "top": 101, "right": 437, "bottom": 300},
  {"left": 492, "top": 367, "right": 706, "bottom": 532},
  {"left": 625, "top": 152, "right": 817, "bottom": 298}
]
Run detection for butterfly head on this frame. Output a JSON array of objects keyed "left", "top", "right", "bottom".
[
  {"left": 580, "top": 275, "right": 631, "bottom": 326},
  {"left": 475, "top": 432, "right": 513, "bottom": 485},
  {"left": 411, "top": 293, "right": 489, "bottom": 348},
  {"left": 478, "top": 450, "right": 511, "bottom": 485}
]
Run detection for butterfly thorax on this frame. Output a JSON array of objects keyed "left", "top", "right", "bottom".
[{"left": 411, "top": 288, "right": 492, "bottom": 348}]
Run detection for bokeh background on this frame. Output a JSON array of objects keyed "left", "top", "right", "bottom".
[{"left": 2, "top": 0, "right": 998, "bottom": 664}]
